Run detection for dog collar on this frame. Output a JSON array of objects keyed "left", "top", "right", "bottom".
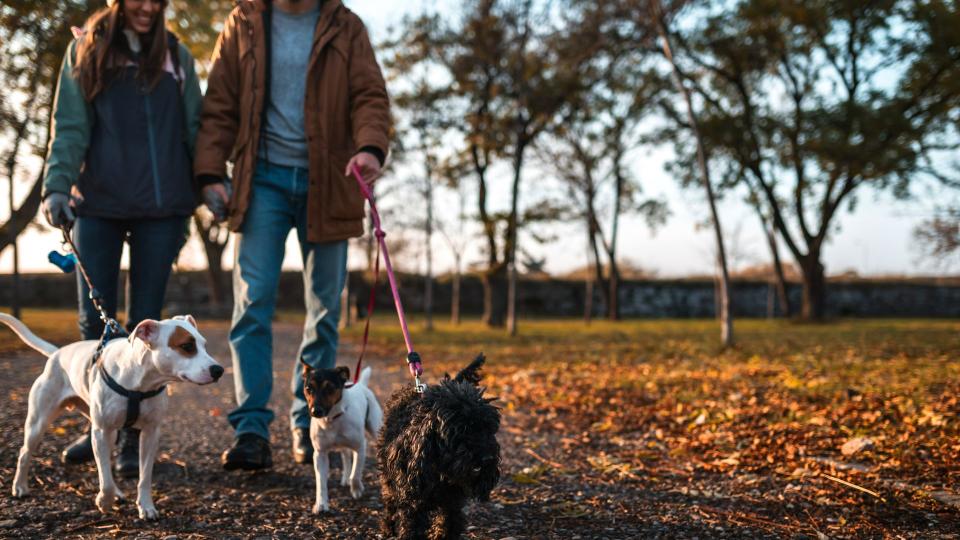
[{"left": 98, "top": 365, "right": 166, "bottom": 429}]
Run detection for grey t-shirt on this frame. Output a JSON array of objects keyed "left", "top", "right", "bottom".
[{"left": 260, "top": 5, "right": 321, "bottom": 169}]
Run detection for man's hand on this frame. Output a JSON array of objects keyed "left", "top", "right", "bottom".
[
  {"left": 202, "top": 182, "right": 231, "bottom": 222},
  {"left": 42, "top": 192, "right": 76, "bottom": 228},
  {"left": 345, "top": 151, "right": 382, "bottom": 186}
]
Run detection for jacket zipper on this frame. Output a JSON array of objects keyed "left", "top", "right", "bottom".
[{"left": 144, "top": 93, "right": 163, "bottom": 209}]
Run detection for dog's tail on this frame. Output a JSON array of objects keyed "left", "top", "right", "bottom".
[
  {"left": 356, "top": 366, "right": 372, "bottom": 387},
  {"left": 454, "top": 353, "right": 486, "bottom": 385},
  {"left": 364, "top": 387, "right": 383, "bottom": 436},
  {"left": 0, "top": 313, "right": 57, "bottom": 356}
]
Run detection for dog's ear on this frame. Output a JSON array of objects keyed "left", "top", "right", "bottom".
[
  {"left": 175, "top": 314, "right": 198, "bottom": 329},
  {"left": 336, "top": 366, "right": 350, "bottom": 383},
  {"left": 131, "top": 319, "right": 161, "bottom": 349},
  {"left": 300, "top": 357, "right": 313, "bottom": 378}
]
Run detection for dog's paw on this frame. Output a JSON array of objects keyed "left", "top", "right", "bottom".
[
  {"left": 11, "top": 483, "right": 29, "bottom": 498},
  {"left": 96, "top": 490, "right": 117, "bottom": 513},
  {"left": 312, "top": 502, "right": 330, "bottom": 514},
  {"left": 350, "top": 479, "right": 364, "bottom": 499},
  {"left": 137, "top": 503, "right": 160, "bottom": 520}
]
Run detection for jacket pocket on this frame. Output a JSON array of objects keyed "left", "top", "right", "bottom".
[{"left": 328, "top": 150, "right": 365, "bottom": 220}]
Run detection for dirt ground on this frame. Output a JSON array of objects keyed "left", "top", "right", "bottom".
[{"left": 0, "top": 316, "right": 958, "bottom": 539}]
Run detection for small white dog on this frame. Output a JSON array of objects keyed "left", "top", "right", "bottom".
[
  {"left": 0, "top": 312, "right": 223, "bottom": 519},
  {"left": 300, "top": 362, "right": 383, "bottom": 513}
]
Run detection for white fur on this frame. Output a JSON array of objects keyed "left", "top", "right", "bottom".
[
  {"left": 0, "top": 313, "right": 222, "bottom": 520},
  {"left": 310, "top": 366, "right": 383, "bottom": 513}
]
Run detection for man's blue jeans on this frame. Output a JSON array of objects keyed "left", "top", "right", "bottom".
[{"left": 228, "top": 160, "right": 348, "bottom": 441}]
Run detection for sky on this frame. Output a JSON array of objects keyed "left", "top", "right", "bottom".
[{"left": 0, "top": 0, "right": 953, "bottom": 278}]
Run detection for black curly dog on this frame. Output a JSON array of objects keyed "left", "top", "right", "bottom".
[{"left": 378, "top": 354, "right": 501, "bottom": 540}]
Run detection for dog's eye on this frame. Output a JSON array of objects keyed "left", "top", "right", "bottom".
[
  {"left": 180, "top": 342, "right": 196, "bottom": 354},
  {"left": 304, "top": 386, "right": 313, "bottom": 395}
]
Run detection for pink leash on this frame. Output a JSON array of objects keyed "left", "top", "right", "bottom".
[{"left": 349, "top": 163, "right": 425, "bottom": 392}]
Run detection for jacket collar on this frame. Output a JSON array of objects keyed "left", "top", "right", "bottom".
[{"left": 238, "top": 0, "right": 345, "bottom": 34}]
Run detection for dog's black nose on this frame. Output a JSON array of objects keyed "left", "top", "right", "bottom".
[{"left": 210, "top": 365, "right": 225, "bottom": 381}]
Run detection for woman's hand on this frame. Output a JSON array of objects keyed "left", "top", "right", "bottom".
[
  {"left": 202, "top": 182, "right": 231, "bottom": 222},
  {"left": 344, "top": 151, "right": 382, "bottom": 186},
  {"left": 42, "top": 192, "right": 76, "bottom": 228}
]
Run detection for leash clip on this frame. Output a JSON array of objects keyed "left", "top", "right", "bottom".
[{"left": 414, "top": 375, "right": 426, "bottom": 394}]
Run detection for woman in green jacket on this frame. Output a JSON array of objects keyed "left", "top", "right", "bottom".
[{"left": 40, "top": 0, "right": 202, "bottom": 477}]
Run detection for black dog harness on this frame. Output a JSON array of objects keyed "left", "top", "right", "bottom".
[
  {"left": 98, "top": 364, "right": 167, "bottom": 429},
  {"left": 89, "top": 326, "right": 166, "bottom": 429}
]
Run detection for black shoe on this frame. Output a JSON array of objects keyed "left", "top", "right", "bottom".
[
  {"left": 222, "top": 433, "right": 272, "bottom": 471},
  {"left": 61, "top": 432, "right": 94, "bottom": 465},
  {"left": 328, "top": 451, "right": 342, "bottom": 470},
  {"left": 292, "top": 428, "right": 313, "bottom": 464},
  {"left": 114, "top": 428, "right": 140, "bottom": 479}
]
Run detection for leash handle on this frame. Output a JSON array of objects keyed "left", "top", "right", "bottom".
[{"left": 350, "top": 163, "right": 423, "bottom": 383}]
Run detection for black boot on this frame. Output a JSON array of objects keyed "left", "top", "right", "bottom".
[
  {"left": 114, "top": 428, "right": 140, "bottom": 479},
  {"left": 222, "top": 433, "right": 272, "bottom": 471},
  {"left": 61, "top": 427, "right": 94, "bottom": 465},
  {"left": 292, "top": 428, "right": 313, "bottom": 464}
]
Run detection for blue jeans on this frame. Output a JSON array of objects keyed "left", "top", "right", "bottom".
[
  {"left": 228, "top": 160, "right": 348, "bottom": 441},
  {"left": 73, "top": 216, "right": 187, "bottom": 340}
]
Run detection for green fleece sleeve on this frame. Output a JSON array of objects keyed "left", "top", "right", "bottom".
[
  {"left": 179, "top": 43, "right": 202, "bottom": 159},
  {"left": 42, "top": 40, "right": 92, "bottom": 198}
]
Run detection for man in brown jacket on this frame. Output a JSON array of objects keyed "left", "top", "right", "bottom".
[{"left": 194, "top": 0, "right": 390, "bottom": 470}]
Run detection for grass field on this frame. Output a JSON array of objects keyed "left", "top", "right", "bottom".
[{"left": 1, "top": 310, "right": 958, "bottom": 537}]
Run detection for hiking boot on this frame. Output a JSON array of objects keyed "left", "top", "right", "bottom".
[
  {"left": 292, "top": 427, "right": 313, "bottom": 464},
  {"left": 222, "top": 433, "right": 272, "bottom": 471},
  {"left": 61, "top": 430, "right": 94, "bottom": 465},
  {"left": 114, "top": 428, "right": 140, "bottom": 479}
]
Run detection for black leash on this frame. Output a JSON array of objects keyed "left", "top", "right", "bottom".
[{"left": 59, "top": 224, "right": 166, "bottom": 428}]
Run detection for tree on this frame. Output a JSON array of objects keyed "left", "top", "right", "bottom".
[
  {"left": 657, "top": 0, "right": 960, "bottom": 320},
  {"left": 537, "top": 11, "right": 669, "bottom": 319},
  {"left": 651, "top": 0, "right": 734, "bottom": 345},
  {"left": 0, "top": 2, "right": 100, "bottom": 254},
  {"left": 913, "top": 205, "right": 960, "bottom": 270}
]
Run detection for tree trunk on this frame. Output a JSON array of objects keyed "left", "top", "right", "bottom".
[
  {"left": 764, "top": 224, "right": 791, "bottom": 317},
  {"left": 482, "top": 263, "right": 507, "bottom": 326},
  {"left": 0, "top": 169, "right": 42, "bottom": 254},
  {"left": 654, "top": 4, "right": 733, "bottom": 346},
  {"left": 451, "top": 259, "right": 461, "bottom": 326},
  {"left": 505, "top": 136, "right": 528, "bottom": 337},
  {"left": 423, "top": 164, "right": 434, "bottom": 332},
  {"left": 608, "top": 154, "right": 625, "bottom": 321},
  {"left": 607, "top": 260, "right": 620, "bottom": 321},
  {"left": 800, "top": 256, "right": 826, "bottom": 321},
  {"left": 6, "top": 173, "right": 20, "bottom": 319},
  {"left": 584, "top": 275, "right": 594, "bottom": 324},
  {"left": 4, "top": 124, "right": 30, "bottom": 320},
  {"left": 588, "top": 227, "right": 609, "bottom": 312},
  {"left": 507, "top": 261, "right": 518, "bottom": 335},
  {"left": 473, "top": 144, "right": 500, "bottom": 328}
]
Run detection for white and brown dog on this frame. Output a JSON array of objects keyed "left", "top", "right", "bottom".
[
  {"left": 301, "top": 362, "right": 383, "bottom": 513},
  {"left": 0, "top": 312, "right": 223, "bottom": 520}
]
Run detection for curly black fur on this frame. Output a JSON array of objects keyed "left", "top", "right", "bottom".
[{"left": 378, "top": 354, "right": 501, "bottom": 540}]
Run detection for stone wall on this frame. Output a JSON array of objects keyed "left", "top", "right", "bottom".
[{"left": 1, "top": 271, "right": 959, "bottom": 318}]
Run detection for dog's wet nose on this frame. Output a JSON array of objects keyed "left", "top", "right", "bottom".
[{"left": 210, "top": 365, "right": 224, "bottom": 381}]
